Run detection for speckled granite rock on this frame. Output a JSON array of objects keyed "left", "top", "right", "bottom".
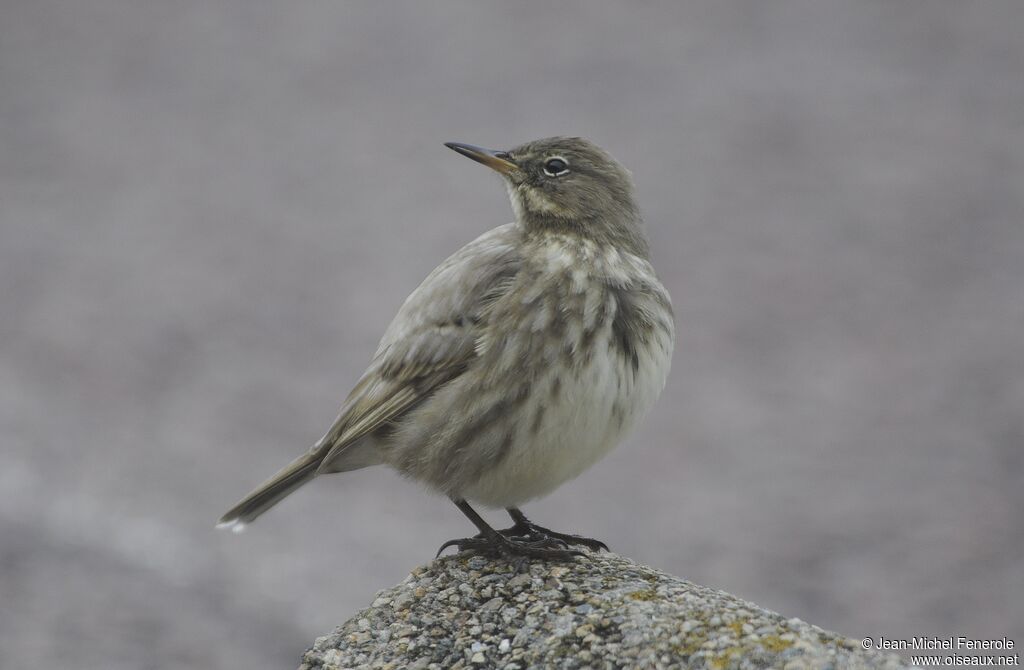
[{"left": 299, "top": 552, "right": 908, "bottom": 670}]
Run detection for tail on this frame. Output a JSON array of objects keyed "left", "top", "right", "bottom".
[{"left": 216, "top": 450, "right": 322, "bottom": 533}]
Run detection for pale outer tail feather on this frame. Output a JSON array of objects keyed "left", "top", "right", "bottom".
[
  {"left": 217, "top": 438, "right": 383, "bottom": 531},
  {"left": 216, "top": 450, "right": 322, "bottom": 531}
]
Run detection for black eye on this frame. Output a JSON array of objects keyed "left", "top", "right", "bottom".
[{"left": 543, "top": 157, "right": 569, "bottom": 177}]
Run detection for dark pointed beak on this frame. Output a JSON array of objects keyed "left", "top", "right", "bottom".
[{"left": 444, "top": 142, "right": 517, "bottom": 175}]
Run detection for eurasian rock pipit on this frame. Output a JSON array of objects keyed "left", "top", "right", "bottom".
[{"left": 218, "top": 137, "right": 674, "bottom": 559}]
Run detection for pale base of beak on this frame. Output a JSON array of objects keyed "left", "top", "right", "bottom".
[{"left": 444, "top": 142, "right": 517, "bottom": 175}]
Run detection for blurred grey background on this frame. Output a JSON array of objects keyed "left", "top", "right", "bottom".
[{"left": 2, "top": 1, "right": 1023, "bottom": 668}]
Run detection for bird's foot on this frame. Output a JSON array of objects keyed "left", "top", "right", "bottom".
[
  {"left": 499, "top": 521, "right": 609, "bottom": 553},
  {"left": 435, "top": 531, "right": 584, "bottom": 561}
]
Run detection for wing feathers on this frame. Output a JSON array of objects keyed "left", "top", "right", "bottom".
[
  {"left": 316, "top": 224, "right": 521, "bottom": 472},
  {"left": 219, "top": 223, "right": 522, "bottom": 526}
]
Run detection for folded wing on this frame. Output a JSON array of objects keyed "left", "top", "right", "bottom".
[{"left": 317, "top": 223, "right": 521, "bottom": 471}]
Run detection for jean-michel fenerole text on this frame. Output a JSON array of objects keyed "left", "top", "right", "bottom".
[{"left": 875, "top": 637, "right": 1015, "bottom": 651}]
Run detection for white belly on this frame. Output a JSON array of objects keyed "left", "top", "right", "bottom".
[{"left": 463, "top": 323, "right": 673, "bottom": 507}]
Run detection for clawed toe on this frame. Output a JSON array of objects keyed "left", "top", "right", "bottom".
[
  {"left": 540, "top": 529, "right": 608, "bottom": 552},
  {"left": 499, "top": 523, "right": 608, "bottom": 553},
  {"left": 440, "top": 501, "right": 604, "bottom": 562},
  {"left": 436, "top": 532, "right": 584, "bottom": 561},
  {"left": 435, "top": 536, "right": 473, "bottom": 558}
]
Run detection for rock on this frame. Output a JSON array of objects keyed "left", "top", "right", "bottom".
[{"left": 298, "top": 552, "right": 908, "bottom": 670}]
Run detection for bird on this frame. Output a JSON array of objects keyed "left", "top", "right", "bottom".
[{"left": 217, "top": 137, "right": 674, "bottom": 560}]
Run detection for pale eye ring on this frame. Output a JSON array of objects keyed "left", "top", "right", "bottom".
[{"left": 542, "top": 156, "right": 570, "bottom": 177}]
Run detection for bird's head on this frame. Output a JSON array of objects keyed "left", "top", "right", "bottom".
[{"left": 445, "top": 136, "right": 648, "bottom": 256}]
